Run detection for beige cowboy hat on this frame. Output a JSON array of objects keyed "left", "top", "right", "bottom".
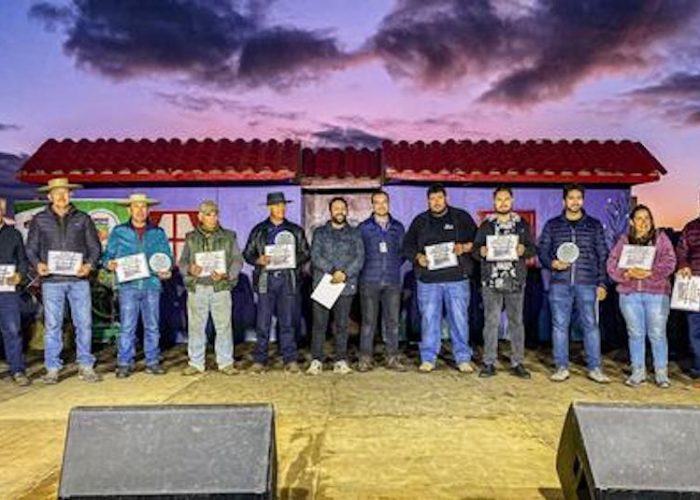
[
  {"left": 37, "top": 177, "right": 83, "bottom": 193},
  {"left": 117, "top": 193, "right": 161, "bottom": 206}
]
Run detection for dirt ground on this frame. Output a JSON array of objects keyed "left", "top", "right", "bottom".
[{"left": 1, "top": 342, "right": 699, "bottom": 499}]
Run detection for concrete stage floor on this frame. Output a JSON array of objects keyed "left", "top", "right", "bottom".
[{"left": 1, "top": 344, "right": 699, "bottom": 499}]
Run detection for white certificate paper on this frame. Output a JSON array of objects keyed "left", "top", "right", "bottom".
[
  {"left": 115, "top": 253, "right": 150, "bottom": 283},
  {"left": 618, "top": 245, "right": 656, "bottom": 270},
  {"left": 0, "top": 265, "right": 16, "bottom": 292},
  {"left": 311, "top": 273, "right": 346, "bottom": 309},
  {"left": 486, "top": 235, "right": 519, "bottom": 262},
  {"left": 265, "top": 244, "right": 296, "bottom": 270},
  {"left": 425, "top": 242, "right": 458, "bottom": 271},
  {"left": 47, "top": 250, "right": 83, "bottom": 276},
  {"left": 195, "top": 250, "right": 227, "bottom": 277},
  {"left": 671, "top": 276, "right": 700, "bottom": 312}
]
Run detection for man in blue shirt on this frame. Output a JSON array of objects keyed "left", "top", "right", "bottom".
[{"left": 104, "top": 193, "right": 173, "bottom": 378}]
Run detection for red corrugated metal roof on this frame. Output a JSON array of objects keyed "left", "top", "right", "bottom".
[
  {"left": 18, "top": 137, "right": 666, "bottom": 186},
  {"left": 17, "top": 138, "right": 300, "bottom": 184},
  {"left": 382, "top": 139, "right": 666, "bottom": 185},
  {"left": 301, "top": 147, "right": 381, "bottom": 186}
]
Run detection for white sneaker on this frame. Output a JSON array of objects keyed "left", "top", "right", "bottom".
[
  {"left": 587, "top": 368, "right": 610, "bottom": 384},
  {"left": 550, "top": 367, "right": 570, "bottom": 382},
  {"left": 306, "top": 359, "right": 323, "bottom": 376},
  {"left": 418, "top": 361, "right": 435, "bottom": 373},
  {"left": 333, "top": 360, "right": 353, "bottom": 375},
  {"left": 457, "top": 362, "right": 474, "bottom": 374}
]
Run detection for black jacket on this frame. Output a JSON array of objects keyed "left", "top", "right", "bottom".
[
  {"left": 25, "top": 204, "right": 101, "bottom": 282},
  {"left": 472, "top": 214, "right": 536, "bottom": 289},
  {"left": 403, "top": 206, "right": 477, "bottom": 283},
  {"left": 0, "top": 224, "right": 29, "bottom": 286},
  {"left": 243, "top": 218, "right": 310, "bottom": 294}
]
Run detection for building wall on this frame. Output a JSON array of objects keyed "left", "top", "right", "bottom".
[
  {"left": 75, "top": 184, "right": 303, "bottom": 270},
  {"left": 384, "top": 185, "right": 631, "bottom": 242}
]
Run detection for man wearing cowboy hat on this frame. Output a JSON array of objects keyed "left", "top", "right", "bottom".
[
  {"left": 180, "top": 200, "right": 243, "bottom": 376},
  {"left": 243, "top": 192, "right": 310, "bottom": 373},
  {"left": 26, "top": 177, "right": 102, "bottom": 384},
  {"left": 103, "top": 193, "right": 173, "bottom": 378}
]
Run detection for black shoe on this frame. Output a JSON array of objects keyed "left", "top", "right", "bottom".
[
  {"left": 115, "top": 366, "right": 132, "bottom": 379},
  {"left": 479, "top": 364, "right": 497, "bottom": 378},
  {"left": 510, "top": 364, "right": 531, "bottom": 379},
  {"left": 145, "top": 364, "right": 166, "bottom": 375}
]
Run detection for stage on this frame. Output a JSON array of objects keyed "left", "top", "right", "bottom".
[{"left": 1, "top": 345, "right": 698, "bottom": 499}]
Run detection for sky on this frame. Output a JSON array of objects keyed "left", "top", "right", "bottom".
[{"left": 1, "top": 0, "right": 700, "bottom": 228}]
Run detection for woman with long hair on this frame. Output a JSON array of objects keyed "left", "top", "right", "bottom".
[{"left": 607, "top": 205, "right": 676, "bottom": 387}]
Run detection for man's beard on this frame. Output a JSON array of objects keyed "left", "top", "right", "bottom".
[{"left": 332, "top": 214, "right": 346, "bottom": 225}]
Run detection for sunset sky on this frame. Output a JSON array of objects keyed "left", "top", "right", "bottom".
[{"left": 1, "top": 0, "right": 700, "bottom": 228}]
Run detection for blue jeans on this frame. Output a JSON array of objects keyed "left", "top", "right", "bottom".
[
  {"left": 118, "top": 288, "right": 161, "bottom": 367},
  {"left": 619, "top": 293, "right": 669, "bottom": 370},
  {"left": 0, "top": 292, "right": 24, "bottom": 374},
  {"left": 687, "top": 311, "right": 700, "bottom": 373},
  {"left": 254, "top": 274, "right": 297, "bottom": 364},
  {"left": 549, "top": 284, "right": 601, "bottom": 370},
  {"left": 417, "top": 280, "right": 471, "bottom": 364},
  {"left": 42, "top": 280, "right": 95, "bottom": 370}
]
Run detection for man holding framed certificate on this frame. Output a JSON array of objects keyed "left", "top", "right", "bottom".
[
  {"left": 243, "top": 192, "right": 310, "bottom": 374},
  {"left": 103, "top": 194, "right": 173, "bottom": 378},
  {"left": 0, "top": 197, "right": 30, "bottom": 386},
  {"left": 26, "top": 178, "right": 102, "bottom": 384},
  {"left": 307, "top": 197, "right": 364, "bottom": 376},
  {"left": 403, "top": 184, "right": 477, "bottom": 374},
  {"left": 473, "top": 187, "right": 536, "bottom": 379},
  {"left": 179, "top": 200, "right": 244, "bottom": 376},
  {"left": 538, "top": 184, "right": 610, "bottom": 384}
]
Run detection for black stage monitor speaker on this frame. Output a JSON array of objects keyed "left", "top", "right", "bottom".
[
  {"left": 557, "top": 402, "right": 700, "bottom": 499},
  {"left": 58, "top": 404, "right": 276, "bottom": 499}
]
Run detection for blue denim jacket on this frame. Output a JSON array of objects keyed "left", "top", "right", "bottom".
[{"left": 102, "top": 221, "right": 173, "bottom": 290}]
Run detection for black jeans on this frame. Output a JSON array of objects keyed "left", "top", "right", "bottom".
[
  {"left": 359, "top": 284, "right": 401, "bottom": 358},
  {"left": 311, "top": 295, "right": 354, "bottom": 362}
]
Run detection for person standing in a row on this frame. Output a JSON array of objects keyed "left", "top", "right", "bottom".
[
  {"left": 180, "top": 200, "right": 244, "bottom": 376},
  {"left": 403, "top": 184, "right": 477, "bottom": 374},
  {"left": 244, "top": 192, "right": 310, "bottom": 373},
  {"left": 357, "top": 190, "right": 406, "bottom": 372},
  {"left": 26, "top": 178, "right": 102, "bottom": 384},
  {"left": 0, "top": 197, "right": 30, "bottom": 386},
  {"left": 608, "top": 205, "right": 675, "bottom": 388},
  {"left": 539, "top": 184, "right": 610, "bottom": 384},
  {"left": 473, "top": 186, "right": 536, "bottom": 379},
  {"left": 307, "top": 197, "right": 364, "bottom": 375}
]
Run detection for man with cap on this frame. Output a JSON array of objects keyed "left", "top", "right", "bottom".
[
  {"left": 103, "top": 193, "right": 173, "bottom": 378},
  {"left": 0, "top": 197, "right": 30, "bottom": 385},
  {"left": 180, "top": 200, "right": 243, "bottom": 375},
  {"left": 243, "top": 192, "right": 310, "bottom": 373},
  {"left": 26, "top": 177, "right": 102, "bottom": 383}
]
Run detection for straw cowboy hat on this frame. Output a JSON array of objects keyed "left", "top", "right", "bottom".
[
  {"left": 117, "top": 193, "right": 160, "bottom": 206},
  {"left": 37, "top": 177, "right": 83, "bottom": 193}
]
